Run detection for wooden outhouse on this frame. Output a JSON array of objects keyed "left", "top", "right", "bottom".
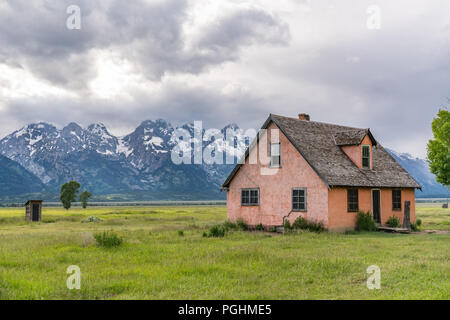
[{"left": 25, "top": 200, "right": 42, "bottom": 222}]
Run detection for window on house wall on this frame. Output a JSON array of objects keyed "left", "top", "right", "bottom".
[
  {"left": 392, "top": 190, "right": 402, "bottom": 211},
  {"left": 347, "top": 189, "right": 359, "bottom": 212},
  {"left": 362, "top": 145, "right": 371, "bottom": 169},
  {"left": 241, "top": 189, "right": 259, "bottom": 206},
  {"left": 270, "top": 143, "right": 281, "bottom": 168},
  {"left": 292, "top": 188, "right": 306, "bottom": 211}
]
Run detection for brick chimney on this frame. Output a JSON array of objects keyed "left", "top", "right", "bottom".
[{"left": 298, "top": 113, "right": 310, "bottom": 121}]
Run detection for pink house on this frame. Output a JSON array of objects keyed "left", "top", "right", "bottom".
[{"left": 221, "top": 114, "right": 421, "bottom": 231}]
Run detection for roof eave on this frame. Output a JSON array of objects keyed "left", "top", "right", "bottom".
[{"left": 329, "top": 184, "right": 421, "bottom": 189}]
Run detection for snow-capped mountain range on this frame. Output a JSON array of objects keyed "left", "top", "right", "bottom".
[
  {"left": 0, "top": 120, "right": 247, "bottom": 200},
  {"left": 0, "top": 120, "right": 447, "bottom": 200}
]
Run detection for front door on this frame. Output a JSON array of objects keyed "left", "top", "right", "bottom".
[
  {"left": 372, "top": 190, "right": 381, "bottom": 224},
  {"left": 32, "top": 204, "right": 39, "bottom": 221}
]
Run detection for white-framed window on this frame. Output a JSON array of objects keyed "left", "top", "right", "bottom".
[
  {"left": 362, "top": 145, "right": 371, "bottom": 169},
  {"left": 241, "top": 188, "right": 259, "bottom": 206},
  {"left": 292, "top": 188, "right": 306, "bottom": 211},
  {"left": 270, "top": 143, "right": 281, "bottom": 168}
]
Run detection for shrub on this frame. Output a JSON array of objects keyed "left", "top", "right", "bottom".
[
  {"left": 223, "top": 220, "right": 237, "bottom": 230},
  {"left": 236, "top": 219, "right": 248, "bottom": 231},
  {"left": 178, "top": 230, "right": 184, "bottom": 237},
  {"left": 416, "top": 219, "right": 422, "bottom": 226},
  {"left": 94, "top": 231, "right": 123, "bottom": 248},
  {"left": 203, "top": 219, "right": 250, "bottom": 238},
  {"left": 410, "top": 223, "right": 418, "bottom": 232},
  {"left": 356, "top": 211, "right": 377, "bottom": 231},
  {"left": 292, "top": 216, "right": 308, "bottom": 230},
  {"left": 306, "top": 220, "right": 325, "bottom": 233},
  {"left": 206, "top": 224, "right": 226, "bottom": 238},
  {"left": 386, "top": 216, "right": 401, "bottom": 228},
  {"left": 82, "top": 216, "right": 103, "bottom": 223},
  {"left": 283, "top": 220, "right": 292, "bottom": 231},
  {"left": 292, "top": 216, "right": 325, "bottom": 233},
  {"left": 255, "top": 223, "right": 264, "bottom": 231},
  {"left": 269, "top": 226, "right": 277, "bottom": 233}
]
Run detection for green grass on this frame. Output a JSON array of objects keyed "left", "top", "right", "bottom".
[
  {"left": 0, "top": 205, "right": 448, "bottom": 300},
  {"left": 416, "top": 203, "right": 450, "bottom": 231}
]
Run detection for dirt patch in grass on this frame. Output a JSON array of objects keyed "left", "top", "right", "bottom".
[{"left": 412, "top": 230, "right": 450, "bottom": 235}]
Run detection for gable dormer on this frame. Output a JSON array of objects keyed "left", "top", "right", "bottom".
[{"left": 334, "top": 129, "right": 377, "bottom": 170}]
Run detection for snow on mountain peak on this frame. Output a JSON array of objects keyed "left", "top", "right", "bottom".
[
  {"left": 116, "top": 137, "right": 133, "bottom": 157},
  {"left": 145, "top": 136, "right": 164, "bottom": 148},
  {"left": 63, "top": 122, "right": 83, "bottom": 132},
  {"left": 88, "top": 122, "right": 108, "bottom": 132},
  {"left": 0, "top": 119, "right": 250, "bottom": 184},
  {"left": 386, "top": 148, "right": 420, "bottom": 161}
]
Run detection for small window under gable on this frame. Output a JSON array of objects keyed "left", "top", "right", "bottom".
[
  {"left": 362, "top": 145, "right": 371, "bottom": 169},
  {"left": 270, "top": 143, "right": 281, "bottom": 168}
]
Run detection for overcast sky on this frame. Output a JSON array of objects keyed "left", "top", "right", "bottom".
[{"left": 0, "top": 0, "right": 448, "bottom": 158}]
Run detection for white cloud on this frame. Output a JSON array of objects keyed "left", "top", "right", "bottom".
[{"left": 88, "top": 50, "right": 153, "bottom": 100}]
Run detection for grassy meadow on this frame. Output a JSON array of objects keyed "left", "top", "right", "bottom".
[
  {"left": 415, "top": 202, "right": 450, "bottom": 230},
  {"left": 0, "top": 204, "right": 448, "bottom": 300}
]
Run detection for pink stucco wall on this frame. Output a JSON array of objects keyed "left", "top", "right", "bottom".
[
  {"left": 341, "top": 135, "right": 373, "bottom": 169},
  {"left": 226, "top": 122, "right": 329, "bottom": 227},
  {"left": 328, "top": 187, "right": 416, "bottom": 231}
]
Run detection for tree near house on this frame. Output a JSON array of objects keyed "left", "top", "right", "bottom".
[
  {"left": 79, "top": 191, "right": 92, "bottom": 209},
  {"left": 427, "top": 109, "right": 450, "bottom": 189},
  {"left": 60, "top": 181, "right": 81, "bottom": 210}
]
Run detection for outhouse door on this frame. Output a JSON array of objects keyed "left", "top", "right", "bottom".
[{"left": 32, "top": 204, "right": 39, "bottom": 221}]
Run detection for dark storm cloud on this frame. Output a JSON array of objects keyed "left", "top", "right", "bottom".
[
  {"left": 0, "top": 83, "right": 268, "bottom": 135},
  {"left": 0, "top": 0, "right": 99, "bottom": 88},
  {"left": 197, "top": 7, "right": 290, "bottom": 61},
  {"left": 0, "top": 0, "right": 289, "bottom": 87}
]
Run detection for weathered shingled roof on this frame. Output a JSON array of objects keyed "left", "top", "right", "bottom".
[
  {"left": 222, "top": 114, "right": 421, "bottom": 189},
  {"left": 333, "top": 129, "right": 376, "bottom": 146}
]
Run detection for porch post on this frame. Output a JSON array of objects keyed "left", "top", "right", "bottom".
[{"left": 403, "top": 201, "right": 411, "bottom": 229}]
